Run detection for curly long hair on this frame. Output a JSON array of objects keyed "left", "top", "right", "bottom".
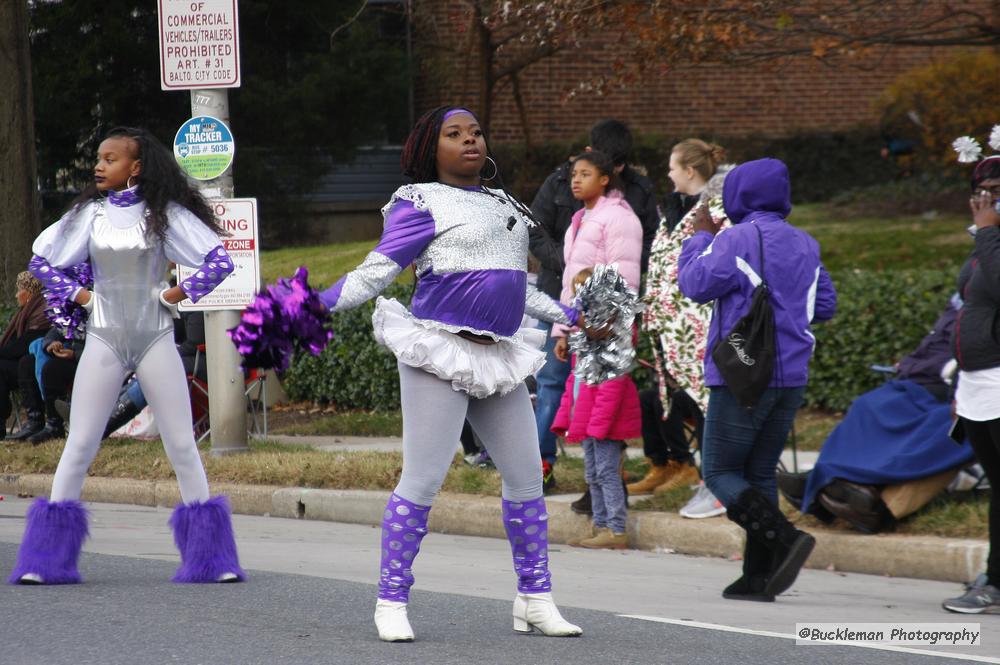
[{"left": 66, "top": 126, "right": 225, "bottom": 240}]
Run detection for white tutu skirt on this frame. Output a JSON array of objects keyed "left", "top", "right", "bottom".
[{"left": 372, "top": 297, "right": 546, "bottom": 399}]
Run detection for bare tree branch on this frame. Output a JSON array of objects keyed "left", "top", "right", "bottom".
[{"left": 329, "top": 0, "right": 368, "bottom": 52}]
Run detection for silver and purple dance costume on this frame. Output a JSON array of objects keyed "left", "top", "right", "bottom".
[
  {"left": 9, "top": 187, "right": 245, "bottom": 585},
  {"left": 320, "top": 183, "right": 578, "bottom": 605}
]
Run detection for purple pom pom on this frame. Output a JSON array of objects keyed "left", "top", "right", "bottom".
[
  {"left": 228, "top": 266, "right": 334, "bottom": 371},
  {"left": 44, "top": 262, "right": 93, "bottom": 340}
]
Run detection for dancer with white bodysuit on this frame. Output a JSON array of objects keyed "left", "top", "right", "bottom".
[{"left": 9, "top": 126, "right": 244, "bottom": 585}]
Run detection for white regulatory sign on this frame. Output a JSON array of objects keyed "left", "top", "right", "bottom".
[
  {"left": 158, "top": 0, "right": 241, "bottom": 90},
  {"left": 178, "top": 198, "right": 260, "bottom": 312}
]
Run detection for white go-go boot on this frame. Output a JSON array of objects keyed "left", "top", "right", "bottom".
[
  {"left": 374, "top": 599, "right": 415, "bottom": 642},
  {"left": 512, "top": 592, "right": 583, "bottom": 637}
]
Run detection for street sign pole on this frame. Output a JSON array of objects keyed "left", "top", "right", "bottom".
[
  {"left": 159, "top": 0, "right": 247, "bottom": 455},
  {"left": 189, "top": 89, "right": 247, "bottom": 455}
]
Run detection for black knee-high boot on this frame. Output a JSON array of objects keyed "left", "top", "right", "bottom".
[
  {"left": 722, "top": 535, "right": 774, "bottom": 602},
  {"left": 726, "top": 487, "right": 815, "bottom": 597}
]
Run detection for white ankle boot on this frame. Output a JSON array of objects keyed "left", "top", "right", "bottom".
[
  {"left": 374, "top": 599, "right": 415, "bottom": 642},
  {"left": 512, "top": 592, "right": 582, "bottom": 637}
]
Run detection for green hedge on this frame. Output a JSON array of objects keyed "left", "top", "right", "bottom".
[
  {"left": 281, "top": 283, "right": 412, "bottom": 411},
  {"left": 280, "top": 269, "right": 957, "bottom": 413},
  {"left": 494, "top": 127, "right": 898, "bottom": 206},
  {"left": 806, "top": 268, "right": 955, "bottom": 411}
]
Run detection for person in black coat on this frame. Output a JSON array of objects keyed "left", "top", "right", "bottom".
[
  {"left": 943, "top": 155, "right": 1000, "bottom": 614},
  {"left": 527, "top": 119, "right": 658, "bottom": 490}
]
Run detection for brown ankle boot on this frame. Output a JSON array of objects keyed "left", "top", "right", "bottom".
[
  {"left": 579, "top": 528, "right": 628, "bottom": 550},
  {"left": 626, "top": 461, "right": 670, "bottom": 495},
  {"left": 653, "top": 460, "right": 700, "bottom": 495}
]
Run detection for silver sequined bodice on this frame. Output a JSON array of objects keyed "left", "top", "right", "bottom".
[
  {"left": 390, "top": 184, "right": 530, "bottom": 275},
  {"left": 87, "top": 203, "right": 173, "bottom": 369}
]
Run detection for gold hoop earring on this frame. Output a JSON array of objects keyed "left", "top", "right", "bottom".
[{"left": 481, "top": 156, "right": 498, "bottom": 182}]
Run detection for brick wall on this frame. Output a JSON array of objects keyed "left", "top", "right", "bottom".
[{"left": 412, "top": 1, "right": 994, "bottom": 143}]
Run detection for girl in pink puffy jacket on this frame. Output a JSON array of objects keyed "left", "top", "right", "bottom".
[
  {"left": 554, "top": 151, "right": 644, "bottom": 335},
  {"left": 552, "top": 267, "right": 643, "bottom": 550}
]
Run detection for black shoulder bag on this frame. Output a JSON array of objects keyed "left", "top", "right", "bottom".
[{"left": 710, "top": 224, "right": 776, "bottom": 409}]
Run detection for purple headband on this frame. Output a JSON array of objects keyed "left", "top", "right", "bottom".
[{"left": 443, "top": 108, "right": 476, "bottom": 121}]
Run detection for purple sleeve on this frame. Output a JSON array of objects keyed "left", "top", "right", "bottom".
[
  {"left": 319, "top": 276, "right": 347, "bottom": 310},
  {"left": 179, "top": 245, "right": 235, "bottom": 303},
  {"left": 29, "top": 254, "right": 83, "bottom": 302},
  {"left": 677, "top": 230, "right": 739, "bottom": 304},
  {"left": 319, "top": 200, "right": 435, "bottom": 312},
  {"left": 812, "top": 264, "right": 837, "bottom": 323}
]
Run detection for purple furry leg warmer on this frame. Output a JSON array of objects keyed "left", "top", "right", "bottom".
[
  {"left": 502, "top": 497, "right": 552, "bottom": 594},
  {"left": 169, "top": 496, "right": 246, "bottom": 583},
  {"left": 378, "top": 493, "right": 430, "bottom": 603},
  {"left": 8, "top": 497, "right": 89, "bottom": 585}
]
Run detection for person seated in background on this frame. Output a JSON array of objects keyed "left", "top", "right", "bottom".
[
  {"left": 47, "top": 309, "right": 208, "bottom": 441},
  {"left": 176, "top": 309, "right": 207, "bottom": 383},
  {"left": 8, "top": 326, "right": 83, "bottom": 443},
  {"left": 1, "top": 272, "right": 50, "bottom": 435},
  {"left": 778, "top": 294, "right": 975, "bottom": 533}
]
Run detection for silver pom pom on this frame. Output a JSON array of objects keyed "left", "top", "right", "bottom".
[{"left": 568, "top": 264, "right": 644, "bottom": 385}]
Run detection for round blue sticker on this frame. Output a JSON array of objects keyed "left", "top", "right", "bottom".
[{"left": 173, "top": 115, "right": 235, "bottom": 181}]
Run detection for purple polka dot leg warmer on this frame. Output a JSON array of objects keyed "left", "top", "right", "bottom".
[
  {"left": 378, "top": 492, "right": 430, "bottom": 603},
  {"left": 502, "top": 497, "right": 552, "bottom": 594}
]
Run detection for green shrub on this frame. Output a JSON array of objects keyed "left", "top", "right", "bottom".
[
  {"left": 827, "top": 173, "right": 968, "bottom": 218},
  {"left": 495, "top": 127, "right": 897, "bottom": 206},
  {"left": 279, "top": 268, "right": 958, "bottom": 413},
  {"left": 806, "top": 268, "right": 955, "bottom": 411},
  {"left": 877, "top": 50, "right": 1000, "bottom": 169},
  {"left": 281, "top": 283, "right": 413, "bottom": 411}
]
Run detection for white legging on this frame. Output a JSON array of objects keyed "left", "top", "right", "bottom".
[
  {"left": 394, "top": 362, "right": 543, "bottom": 506},
  {"left": 50, "top": 334, "right": 210, "bottom": 504}
]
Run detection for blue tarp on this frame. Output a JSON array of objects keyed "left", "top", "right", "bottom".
[{"left": 802, "top": 380, "right": 975, "bottom": 514}]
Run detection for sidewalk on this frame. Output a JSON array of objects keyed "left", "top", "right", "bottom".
[{"left": 0, "top": 466, "right": 985, "bottom": 585}]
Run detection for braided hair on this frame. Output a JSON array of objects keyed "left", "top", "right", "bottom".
[
  {"left": 66, "top": 126, "right": 226, "bottom": 241},
  {"left": 400, "top": 106, "right": 536, "bottom": 222}
]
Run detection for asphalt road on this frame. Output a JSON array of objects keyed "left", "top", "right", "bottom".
[{"left": 0, "top": 498, "right": 994, "bottom": 665}]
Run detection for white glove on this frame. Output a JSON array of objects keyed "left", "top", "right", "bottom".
[
  {"left": 79, "top": 290, "right": 95, "bottom": 313},
  {"left": 157, "top": 288, "right": 180, "bottom": 319}
]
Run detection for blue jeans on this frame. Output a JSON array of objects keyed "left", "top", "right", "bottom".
[
  {"left": 701, "top": 385, "right": 805, "bottom": 507},
  {"left": 534, "top": 323, "right": 570, "bottom": 465},
  {"left": 582, "top": 437, "right": 627, "bottom": 533}
]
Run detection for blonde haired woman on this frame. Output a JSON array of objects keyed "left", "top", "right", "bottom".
[{"left": 633, "top": 139, "right": 730, "bottom": 515}]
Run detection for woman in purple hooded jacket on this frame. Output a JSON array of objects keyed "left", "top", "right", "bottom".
[{"left": 678, "top": 158, "right": 837, "bottom": 602}]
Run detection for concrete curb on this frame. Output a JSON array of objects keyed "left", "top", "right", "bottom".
[{"left": 0, "top": 474, "right": 986, "bottom": 584}]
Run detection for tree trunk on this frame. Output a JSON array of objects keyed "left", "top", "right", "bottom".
[
  {"left": 0, "top": 0, "right": 39, "bottom": 298},
  {"left": 510, "top": 72, "right": 533, "bottom": 149},
  {"left": 473, "top": 4, "right": 494, "bottom": 130}
]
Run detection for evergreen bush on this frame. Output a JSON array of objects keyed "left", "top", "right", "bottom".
[
  {"left": 806, "top": 268, "right": 955, "bottom": 411},
  {"left": 279, "top": 269, "right": 958, "bottom": 413}
]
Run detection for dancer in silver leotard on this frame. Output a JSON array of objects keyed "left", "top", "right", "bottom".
[{"left": 9, "top": 126, "right": 244, "bottom": 586}]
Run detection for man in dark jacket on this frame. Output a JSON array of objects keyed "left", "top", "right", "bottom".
[
  {"left": 529, "top": 119, "right": 659, "bottom": 298},
  {"left": 528, "top": 119, "right": 658, "bottom": 490}
]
